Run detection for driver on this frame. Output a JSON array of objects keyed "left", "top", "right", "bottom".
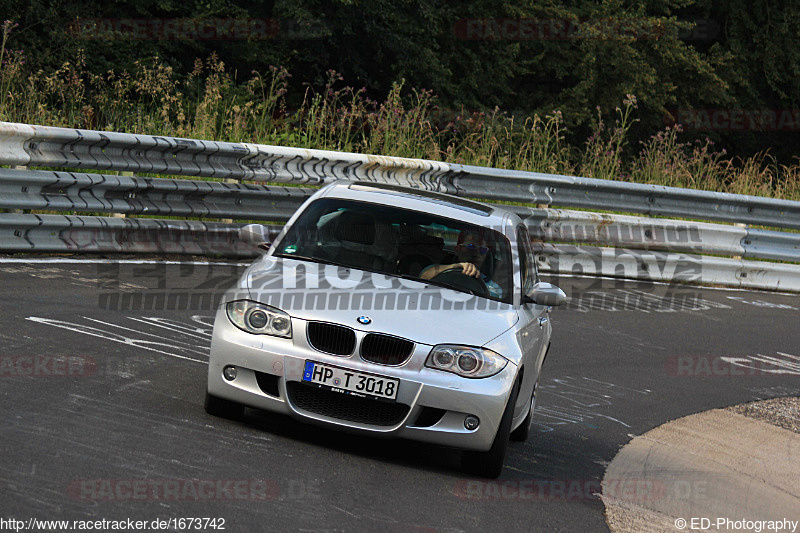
[{"left": 420, "top": 229, "right": 502, "bottom": 298}]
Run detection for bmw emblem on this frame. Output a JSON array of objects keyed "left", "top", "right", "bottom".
[{"left": 357, "top": 316, "right": 372, "bottom": 325}]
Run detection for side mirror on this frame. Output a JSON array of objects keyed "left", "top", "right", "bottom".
[
  {"left": 239, "top": 224, "right": 271, "bottom": 251},
  {"left": 527, "top": 282, "right": 567, "bottom": 307}
]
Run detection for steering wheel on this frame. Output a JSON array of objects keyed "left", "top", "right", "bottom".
[{"left": 430, "top": 267, "right": 490, "bottom": 297}]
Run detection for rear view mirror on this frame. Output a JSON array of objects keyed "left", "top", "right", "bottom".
[
  {"left": 527, "top": 282, "right": 567, "bottom": 306},
  {"left": 239, "top": 224, "right": 271, "bottom": 251}
]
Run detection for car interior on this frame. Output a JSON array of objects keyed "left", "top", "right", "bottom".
[{"left": 277, "top": 199, "right": 512, "bottom": 301}]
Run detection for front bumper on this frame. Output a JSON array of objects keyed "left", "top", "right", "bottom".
[{"left": 206, "top": 305, "right": 517, "bottom": 451}]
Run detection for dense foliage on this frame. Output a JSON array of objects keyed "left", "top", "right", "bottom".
[{"left": 0, "top": 0, "right": 798, "bottom": 198}]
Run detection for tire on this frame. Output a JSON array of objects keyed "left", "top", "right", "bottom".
[
  {"left": 204, "top": 391, "right": 245, "bottom": 421},
  {"left": 510, "top": 380, "right": 536, "bottom": 442},
  {"left": 461, "top": 379, "right": 520, "bottom": 478}
]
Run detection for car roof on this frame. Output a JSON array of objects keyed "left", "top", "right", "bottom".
[{"left": 318, "top": 181, "right": 515, "bottom": 228}]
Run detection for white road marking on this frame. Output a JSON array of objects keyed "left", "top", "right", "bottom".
[
  {"left": 81, "top": 317, "right": 209, "bottom": 354},
  {"left": 26, "top": 317, "right": 208, "bottom": 364},
  {"left": 726, "top": 295, "right": 799, "bottom": 310},
  {"left": 534, "top": 376, "right": 651, "bottom": 432},
  {"left": 721, "top": 352, "right": 800, "bottom": 375},
  {"left": 128, "top": 317, "right": 213, "bottom": 340}
]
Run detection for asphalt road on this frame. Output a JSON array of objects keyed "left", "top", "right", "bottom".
[{"left": 1, "top": 259, "right": 799, "bottom": 532}]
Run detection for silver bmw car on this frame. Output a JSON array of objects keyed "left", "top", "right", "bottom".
[{"left": 205, "top": 181, "right": 566, "bottom": 478}]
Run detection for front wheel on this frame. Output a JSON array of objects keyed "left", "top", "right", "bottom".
[
  {"left": 461, "top": 379, "right": 520, "bottom": 478},
  {"left": 510, "top": 380, "right": 536, "bottom": 442}
]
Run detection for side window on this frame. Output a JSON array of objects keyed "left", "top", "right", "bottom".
[{"left": 517, "top": 225, "right": 538, "bottom": 296}]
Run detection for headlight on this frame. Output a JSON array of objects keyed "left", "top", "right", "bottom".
[
  {"left": 226, "top": 300, "right": 292, "bottom": 337},
  {"left": 425, "top": 345, "right": 507, "bottom": 378}
]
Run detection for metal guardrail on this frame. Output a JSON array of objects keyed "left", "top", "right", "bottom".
[
  {"left": 3, "top": 121, "right": 800, "bottom": 229},
  {"left": 743, "top": 229, "right": 800, "bottom": 262},
  {"left": 1, "top": 121, "right": 799, "bottom": 292},
  {"left": 0, "top": 213, "right": 280, "bottom": 256},
  {"left": 0, "top": 167, "right": 313, "bottom": 221},
  {"left": 2, "top": 167, "right": 796, "bottom": 261},
  {"left": 535, "top": 244, "right": 800, "bottom": 293},
  {"left": 440, "top": 168, "right": 800, "bottom": 230},
  {"left": 519, "top": 208, "right": 800, "bottom": 262},
  {"left": 0, "top": 122, "right": 450, "bottom": 184}
]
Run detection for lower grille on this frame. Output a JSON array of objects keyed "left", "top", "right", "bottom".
[
  {"left": 286, "top": 382, "right": 410, "bottom": 426},
  {"left": 307, "top": 322, "right": 356, "bottom": 355},
  {"left": 360, "top": 333, "right": 414, "bottom": 365}
]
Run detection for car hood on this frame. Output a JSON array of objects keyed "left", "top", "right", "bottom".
[{"left": 238, "top": 255, "right": 518, "bottom": 347}]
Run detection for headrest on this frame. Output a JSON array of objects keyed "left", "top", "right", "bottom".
[{"left": 335, "top": 211, "right": 376, "bottom": 245}]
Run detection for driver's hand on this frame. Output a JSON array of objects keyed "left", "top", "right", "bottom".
[{"left": 457, "top": 262, "right": 480, "bottom": 277}]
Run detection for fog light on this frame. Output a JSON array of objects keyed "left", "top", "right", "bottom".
[
  {"left": 464, "top": 415, "right": 480, "bottom": 431},
  {"left": 223, "top": 365, "right": 238, "bottom": 381}
]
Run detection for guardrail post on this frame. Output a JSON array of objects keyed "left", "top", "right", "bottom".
[
  {"left": 9, "top": 165, "right": 26, "bottom": 214},
  {"left": 112, "top": 171, "right": 133, "bottom": 218},
  {"left": 221, "top": 178, "right": 236, "bottom": 223},
  {"left": 732, "top": 222, "right": 747, "bottom": 259}
]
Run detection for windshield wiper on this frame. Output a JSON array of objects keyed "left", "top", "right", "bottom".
[{"left": 273, "top": 253, "right": 328, "bottom": 265}]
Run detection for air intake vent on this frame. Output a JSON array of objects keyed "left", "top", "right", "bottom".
[
  {"left": 360, "top": 333, "right": 414, "bottom": 365},
  {"left": 307, "top": 322, "right": 356, "bottom": 355},
  {"left": 254, "top": 371, "right": 280, "bottom": 398}
]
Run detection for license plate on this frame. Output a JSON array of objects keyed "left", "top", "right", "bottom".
[{"left": 302, "top": 361, "right": 399, "bottom": 401}]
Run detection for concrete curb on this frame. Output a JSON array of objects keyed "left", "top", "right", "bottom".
[{"left": 602, "top": 401, "right": 800, "bottom": 533}]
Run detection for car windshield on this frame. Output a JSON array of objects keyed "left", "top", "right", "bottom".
[{"left": 272, "top": 198, "right": 513, "bottom": 303}]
